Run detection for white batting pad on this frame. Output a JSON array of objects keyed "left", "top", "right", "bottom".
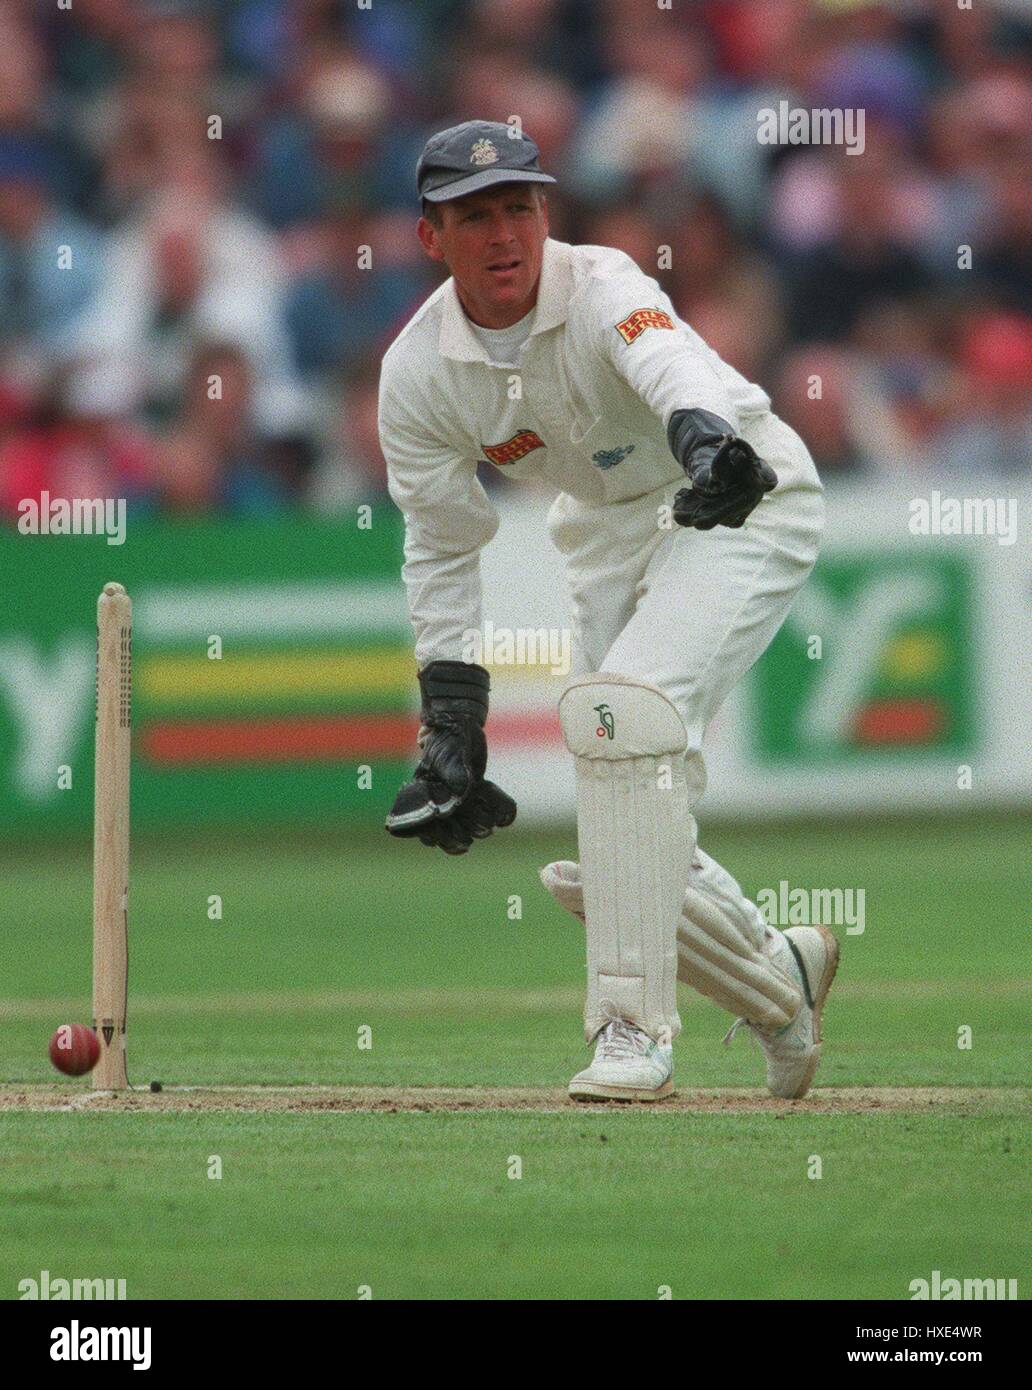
[
  {"left": 680, "top": 846, "right": 801, "bottom": 1028},
  {"left": 540, "top": 852, "right": 802, "bottom": 1030},
  {"left": 559, "top": 673, "right": 690, "bottom": 1043}
]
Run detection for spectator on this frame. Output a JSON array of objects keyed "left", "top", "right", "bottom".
[
  {"left": 70, "top": 145, "right": 307, "bottom": 435},
  {"left": 0, "top": 361, "right": 157, "bottom": 517},
  {"left": 127, "top": 2, "right": 221, "bottom": 108},
  {"left": 773, "top": 345, "right": 915, "bottom": 479},
  {"left": 976, "top": 152, "right": 1032, "bottom": 314},
  {"left": 284, "top": 199, "right": 428, "bottom": 382},
  {"left": 851, "top": 300, "right": 956, "bottom": 468},
  {"left": 936, "top": 311, "right": 1032, "bottom": 476},
  {"left": 662, "top": 195, "right": 786, "bottom": 380},
  {"left": 566, "top": 19, "right": 706, "bottom": 205},
  {"left": 308, "top": 360, "right": 390, "bottom": 511},
  {"left": 781, "top": 139, "right": 933, "bottom": 341},
  {"left": 0, "top": 137, "right": 104, "bottom": 367},
  {"left": 247, "top": 48, "right": 405, "bottom": 227},
  {"left": 0, "top": 13, "right": 97, "bottom": 215},
  {"left": 151, "top": 341, "right": 292, "bottom": 514}
]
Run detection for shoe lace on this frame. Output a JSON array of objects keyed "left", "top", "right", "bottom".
[
  {"left": 723, "top": 1017, "right": 755, "bottom": 1047},
  {"left": 723, "top": 1015, "right": 794, "bottom": 1052},
  {"left": 598, "top": 1018, "right": 649, "bottom": 1061}
]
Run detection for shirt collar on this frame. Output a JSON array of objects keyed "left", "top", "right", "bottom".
[{"left": 438, "top": 237, "right": 573, "bottom": 362}]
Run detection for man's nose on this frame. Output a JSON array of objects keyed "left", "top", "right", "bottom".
[{"left": 486, "top": 211, "right": 518, "bottom": 240}]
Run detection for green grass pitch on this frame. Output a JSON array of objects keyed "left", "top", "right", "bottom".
[{"left": 1, "top": 816, "right": 1028, "bottom": 1299}]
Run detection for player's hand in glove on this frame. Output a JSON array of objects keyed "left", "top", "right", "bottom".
[
  {"left": 667, "top": 407, "right": 778, "bottom": 530},
  {"left": 385, "top": 660, "right": 517, "bottom": 855}
]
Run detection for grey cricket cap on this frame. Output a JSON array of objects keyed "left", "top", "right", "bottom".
[{"left": 417, "top": 120, "right": 557, "bottom": 204}]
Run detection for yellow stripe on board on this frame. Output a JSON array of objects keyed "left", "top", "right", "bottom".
[
  {"left": 140, "top": 649, "right": 567, "bottom": 704},
  {"left": 139, "top": 648, "right": 413, "bottom": 702}
]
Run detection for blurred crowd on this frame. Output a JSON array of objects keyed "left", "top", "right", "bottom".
[{"left": 0, "top": 0, "right": 1029, "bottom": 520}]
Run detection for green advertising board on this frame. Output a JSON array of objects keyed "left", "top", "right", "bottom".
[
  {"left": 753, "top": 550, "right": 976, "bottom": 763},
  {"left": 1, "top": 517, "right": 984, "bottom": 835},
  {"left": 0, "top": 512, "right": 414, "bottom": 834}
]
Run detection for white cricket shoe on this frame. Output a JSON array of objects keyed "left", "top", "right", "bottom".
[
  {"left": 724, "top": 925, "right": 840, "bottom": 1100},
  {"left": 569, "top": 1019, "right": 674, "bottom": 1102}
]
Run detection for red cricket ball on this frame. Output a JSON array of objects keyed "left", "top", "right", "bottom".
[{"left": 49, "top": 1023, "right": 100, "bottom": 1077}]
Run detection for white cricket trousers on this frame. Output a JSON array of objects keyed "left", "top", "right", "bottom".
[{"left": 547, "top": 410, "right": 824, "bottom": 956}]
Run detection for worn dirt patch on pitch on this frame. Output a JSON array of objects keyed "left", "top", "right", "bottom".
[{"left": 0, "top": 1085, "right": 1026, "bottom": 1116}]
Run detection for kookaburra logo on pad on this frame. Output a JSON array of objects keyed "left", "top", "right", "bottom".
[
  {"left": 615, "top": 308, "right": 675, "bottom": 344},
  {"left": 482, "top": 430, "right": 545, "bottom": 466},
  {"left": 470, "top": 138, "right": 500, "bottom": 165},
  {"left": 593, "top": 704, "right": 615, "bottom": 739}
]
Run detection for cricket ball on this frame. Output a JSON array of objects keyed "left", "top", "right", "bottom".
[{"left": 48, "top": 1024, "right": 100, "bottom": 1077}]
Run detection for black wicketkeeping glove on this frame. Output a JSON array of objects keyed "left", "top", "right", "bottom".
[
  {"left": 385, "top": 660, "right": 517, "bottom": 855},
  {"left": 668, "top": 407, "right": 778, "bottom": 530}
]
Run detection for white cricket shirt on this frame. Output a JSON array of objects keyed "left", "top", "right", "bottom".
[{"left": 378, "top": 236, "right": 791, "bottom": 664}]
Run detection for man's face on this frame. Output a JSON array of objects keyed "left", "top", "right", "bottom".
[{"left": 417, "top": 183, "right": 549, "bottom": 328}]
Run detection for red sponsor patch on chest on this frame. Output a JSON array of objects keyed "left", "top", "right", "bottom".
[
  {"left": 482, "top": 429, "right": 546, "bottom": 466},
  {"left": 615, "top": 307, "right": 675, "bottom": 344}
]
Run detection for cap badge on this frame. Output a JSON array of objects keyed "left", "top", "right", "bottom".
[{"left": 470, "top": 138, "right": 500, "bottom": 166}]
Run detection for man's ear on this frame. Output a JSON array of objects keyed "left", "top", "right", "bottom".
[{"left": 417, "top": 216, "right": 446, "bottom": 262}]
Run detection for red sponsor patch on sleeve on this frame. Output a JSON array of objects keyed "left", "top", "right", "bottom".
[
  {"left": 615, "top": 307, "right": 675, "bottom": 344},
  {"left": 482, "top": 429, "right": 546, "bottom": 466}
]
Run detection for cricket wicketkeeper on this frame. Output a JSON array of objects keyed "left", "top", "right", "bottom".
[{"left": 379, "top": 120, "right": 838, "bottom": 1102}]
